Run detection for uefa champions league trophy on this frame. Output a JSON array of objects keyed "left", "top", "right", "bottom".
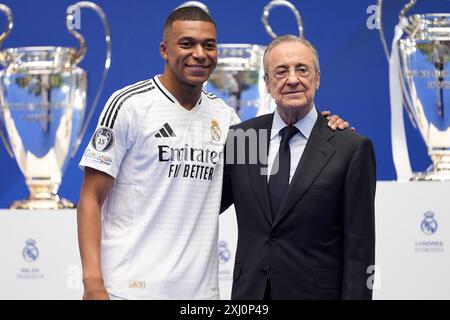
[
  {"left": 378, "top": 0, "right": 450, "bottom": 180},
  {"left": 0, "top": 2, "right": 111, "bottom": 208},
  {"left": 202, "top": 0, "right": 304, "bottom": 121}
]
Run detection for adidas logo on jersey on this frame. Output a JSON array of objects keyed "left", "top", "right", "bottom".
[{"left": 155, "top": 123, "right": 176, "bottom": 138}]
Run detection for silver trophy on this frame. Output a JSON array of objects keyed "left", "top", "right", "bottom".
[
  {"left": 378, "top": 0, "right": 450, "bottom": 180},
  {"left": 203, "top": 0, "right": 304, "bottom": 121},
  {"left": 0, "top": 2, "right": 111, "bottom": 208}
]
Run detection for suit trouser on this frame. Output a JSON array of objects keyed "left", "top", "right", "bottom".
[{"left": 263, "top": 279, "right": 272, "bottom": 300}]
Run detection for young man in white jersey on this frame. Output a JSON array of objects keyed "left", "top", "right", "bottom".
[{"left": 77, "top": 6, "right": 348, "bottom": 300}]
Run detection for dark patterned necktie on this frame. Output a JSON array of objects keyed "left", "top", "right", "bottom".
[{"left": 268, "top": 126, "right": 299, "bottom": 220}]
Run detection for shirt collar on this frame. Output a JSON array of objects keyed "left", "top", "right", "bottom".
[
  {"left": 153, "top": 75, "right": 203, "bottom": 107},
  {"left": 270, "top": 105, "right": 317, "bottom": 140}
]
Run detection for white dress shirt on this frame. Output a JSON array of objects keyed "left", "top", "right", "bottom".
[{"left": 267, "top": 106, "right": 318, "bottom": 183}]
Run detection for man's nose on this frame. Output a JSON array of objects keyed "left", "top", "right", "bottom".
[
  {"left": 192, "top": 44, "right": 206, "bottom": 60},
  {"left": 286, "top": 68, "right": 300, "bottom": 85}
]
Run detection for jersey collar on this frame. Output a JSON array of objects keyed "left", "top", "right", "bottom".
[{"left": 153, "top": 75, "right": 203, "bottom": 109}]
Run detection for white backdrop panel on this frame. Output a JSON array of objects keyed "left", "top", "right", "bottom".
[{"left": 1, "top": 181, "right": 450, "bottom": 299}]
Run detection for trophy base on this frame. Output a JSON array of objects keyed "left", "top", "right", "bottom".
[
  {"left": 411, "top": 170, "right": 450, "bottom": 182},
  {"left": 10, "top": 198, "right": 75, "bottom": 210}
]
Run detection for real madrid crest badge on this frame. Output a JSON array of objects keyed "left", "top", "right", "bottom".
[
  {"left": 210, "top": 119, "right": 222, "bottom": 141},
  {"left": 23, "top": 239, "right": 39, "bottom": 262},
  {"left": 421, "top": 211, "right": 438, "bottom": 235}
]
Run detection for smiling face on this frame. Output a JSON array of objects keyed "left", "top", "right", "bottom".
[
  {"left": 264, "top": 40, "right": 320, "bottom": 117},
  {"left": 160, "top": 20, "right": 217, "bottom": 89}
]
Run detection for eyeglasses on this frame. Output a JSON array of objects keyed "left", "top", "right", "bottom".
[{"left": 268, "top": 65, "right": 314, "bottom": 80}]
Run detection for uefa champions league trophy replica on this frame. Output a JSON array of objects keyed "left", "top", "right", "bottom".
[
  {"left": 378, "top": 0, "right": 450, "bottom": 180},
  {"left": 203, "top": 0, "right": 304, "bottom": 121},
  {"left": 0, "top": 2, "right": 111, "bottom": 208}
]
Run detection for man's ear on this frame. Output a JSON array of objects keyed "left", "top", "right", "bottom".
[
  {"left": 264, "top": 74, "right": 270, "bottom": 94},
  {"left": 316, "top": 71, "right": 321, "bottom": 90},
  {"left": 160, "top": 42, "right": 168, "bottom": 60}
]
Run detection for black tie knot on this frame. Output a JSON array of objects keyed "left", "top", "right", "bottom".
[{"left": 280, "top": 126, "right": 299, "bottom": 144}]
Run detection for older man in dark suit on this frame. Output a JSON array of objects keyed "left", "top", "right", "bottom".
[{"left": 221, "top": 35, "right": 376, "bottom": 300}]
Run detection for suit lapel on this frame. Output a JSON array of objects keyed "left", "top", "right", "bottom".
[
  {"left": 273, "top": 115, "right": 336, "bottom": 228},
  {"left": 247, "top": 114, "right": 273, "bottom": 224}
]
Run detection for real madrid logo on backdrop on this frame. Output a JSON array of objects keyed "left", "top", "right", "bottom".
[
  {"left": 92, "top": 127, "right": 114, "bottom": 152},
  {"left": 22, "top": 239, "right": 39, "bottom": 262},
  {"left": 421, "top": 211, "right": 438, "bottom": 235},
  {"left": 210, "top": 119, "right": 222, "bottom": 142},
  {"left": 218, "top": 240, "right": 231, "bottom": 264}
]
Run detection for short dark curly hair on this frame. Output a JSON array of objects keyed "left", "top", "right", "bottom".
[{"left": 163, "top": 6, "right": 216, "bottom": 40}]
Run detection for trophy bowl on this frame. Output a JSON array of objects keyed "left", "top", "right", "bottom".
[
  {"left": 0, "top": 47, "right": 87, "bottom": 208},
  {"left": 0, "top": 2, "right": 111, "bottom": 209},
  {"left": 400, "top": 14, "right": 450, "bottom": 180},
  {"left": 204, "top": 44, "right": 269, "bottom": 121},
  {"left": 203, "top": 0, "right": 304, "bottom": 121}
]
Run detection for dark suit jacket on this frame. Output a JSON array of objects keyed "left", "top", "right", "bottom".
[{"left": 221, "top": 112, "right": 376, "bottom": 300}]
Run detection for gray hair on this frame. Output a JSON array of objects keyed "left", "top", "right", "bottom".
[{"left": 263, "top": 35, "right": 320, "bottom": 74}]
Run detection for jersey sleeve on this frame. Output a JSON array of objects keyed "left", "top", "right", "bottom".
[
  {"left": 79, "top": 91, "right": 136, "bottom": 179},
  {"left": 213, "top": 96, "right": 241, "bottom": 126},
  {"left": 230, "top": 110, "right": 241, "bottom": 126}
]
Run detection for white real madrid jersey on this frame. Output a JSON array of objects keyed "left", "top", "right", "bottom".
[{"left": 79, "top": 76, "right": 240, "bottom": 299}]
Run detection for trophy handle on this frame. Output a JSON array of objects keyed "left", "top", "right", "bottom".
[
  {"left": 0, "top": 3, "right": 14, "bottom": 157},
  {"left": 66, "top": 1, "right": 112, "bottom": 157},
  {"left": 377, "top": 0, "right": 419, "bottom": 61},
  {"left": 175, "top": 1, "right": 210, "bottom": 13},
  {"left": 262, "top": 0, "right": 304, "bottom": 39},
  {"left": 399, "top": 0, "right": 418, "bottom": 19},
  {"left": 0, "top": 112, "right": 13, "bottom": 157},
  {"left": 376, "top": 0, "right": 390, "bottom": 61},
  {"left": 0, "top": 3, "right": 13, "bottom": 49},
  {"left": 377, "top": 0, "right": 418, "bottom": 127}
]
